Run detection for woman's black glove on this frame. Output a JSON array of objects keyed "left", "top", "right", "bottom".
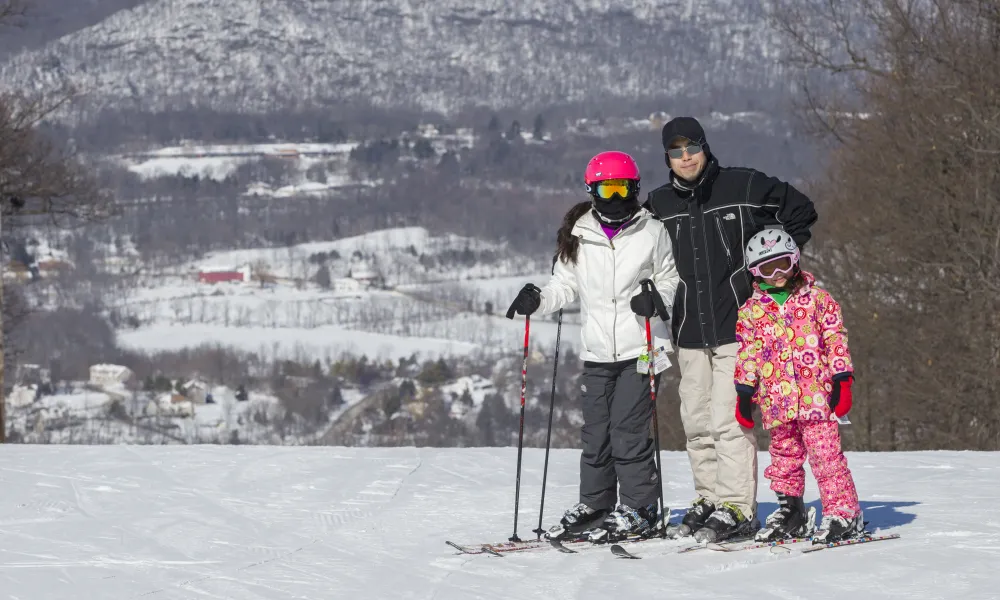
[
  {"left": 506, "top": 284, "right": 541, "bottom": 319},
  {"left": 631, "top": 279, "right": 670, "bottom": 320}
]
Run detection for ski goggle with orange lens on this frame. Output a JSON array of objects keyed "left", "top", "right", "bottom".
[{"left": 589, "top": 178, "right": 637, "bottom": 200}]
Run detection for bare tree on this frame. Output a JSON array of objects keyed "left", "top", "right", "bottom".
[
  {"left": 0, "top": 2, "right": 113, "bottom": 441},
  {"left": 771, "top": 0, "right": 1000, "bottom": 449}
]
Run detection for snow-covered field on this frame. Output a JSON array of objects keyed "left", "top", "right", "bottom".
[
  {"left": 116, "top": 322, "right": 484, "bottom": 362},
  {"left": 107, "top": 227, "right": 579, "bottom": 361},
  {"left": 0, "top": 446, "right": 992, "bottom": 599}
]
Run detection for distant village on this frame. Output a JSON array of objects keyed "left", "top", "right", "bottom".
[{"left": 9, "top": 361, "right": 248, "bottom": 419}]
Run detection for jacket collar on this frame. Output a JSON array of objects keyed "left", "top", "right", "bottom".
[
  {"left": 572, "top": 208, "right": 650, "bottom": 242},
  {"left": 670, "top": 156, "right": 720, "bottom": 196}
]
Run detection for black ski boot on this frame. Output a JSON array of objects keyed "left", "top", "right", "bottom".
[
  {"left": 755, "top": 495, "right": 817, "bottom": 542},
  {"left": 665, "top": 497, "right": 715, "bottom": 538},
  {"left": 544, "top": 503, "right": 609, "bottom": 540},
  {"left": 587, "top": 503, "right": 659, "bottom": 544},
  {"left": 693, "top": 502, "right": 760, "bottom": 543},
  {"left": 812, "top": 511, "right": 866, "bottom": 544}
]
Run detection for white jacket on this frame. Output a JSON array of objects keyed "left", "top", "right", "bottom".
[{"left": 537, "top": 208, "right": 679, "bottom": 363}]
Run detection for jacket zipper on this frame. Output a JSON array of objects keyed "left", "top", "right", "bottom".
[
  {"left": 714, "top": 213, "right": 734, "bottom": 268},
  {"left": 695, "top": 201, "right": 719, "bottom": 347},
  {"left": 715, "top": 213, "right": 745, "bottom": 305},
  {"left": 672, "top": 218, "right": 687, "bottom": 344},
  {"left": 609, "top": 231, "right": 619, "bottom": 359}
]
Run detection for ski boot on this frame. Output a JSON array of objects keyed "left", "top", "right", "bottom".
[
  {"left": 755, "top": 494, "right": 817, "bottom": 542},
  {"left": 544, "top": 503, "right": 610, "bottom": 540},
  {"left": 665, "top": 497, "right": 715, "bottom": 539},
  {"left": 693, "top": 502, "right": 760, "bottom": 543},
  {"left": 587, "top": 503, "right": 659, "bottom": 544},
  {"left": 812, "top": 511, "right": 866, "bottom": 544}
]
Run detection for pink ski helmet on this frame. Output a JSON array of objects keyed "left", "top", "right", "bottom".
[{"left": 584, "top": 151, "right": 641, "bottom": 186}]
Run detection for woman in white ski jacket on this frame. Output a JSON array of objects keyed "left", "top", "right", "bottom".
[{"left": 509, "top": 150, "right": 679, "bottom": 543}]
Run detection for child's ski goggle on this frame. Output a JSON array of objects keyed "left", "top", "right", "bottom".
[
  {"left": 589, "top": 178, "right": 637, "bottom": 200},
  {"left": 749, "top": 253, "right": 798, "bottom": 278}
]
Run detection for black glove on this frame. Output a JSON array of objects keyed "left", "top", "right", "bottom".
[
  {"left": 631, "top": 279, "right": 670, "bottom": 320},
  {"left": 735, "top": 384, "right": 756, "bottom": 428},
  {"left": 630, "top": 290, "right": 656, "bottom": 318},
  {"left": 506, "top": 283, "right": 541, "bottom": 319}
]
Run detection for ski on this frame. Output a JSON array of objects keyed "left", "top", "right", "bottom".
[
  {"left": 676, "top": 541, "right": 708, "bottom": 554},
  {"left": 547, "top": 537, "right": 579, "bottom": 554},
  {"left": 799, "top": 533, "right": 901, "bottom": 553},
  {"left": 445, "top": 541, "right": 484, "bottom": 555},
  {"left": 610, "top": 544, "right": 641, "bottom": 559},
  {"left": 612, "top": 538, "right": 709, "bottom": 558},
  {"left": 446, "top": 532, "right": 609, "bottom": 556},
  {"left": 706, "top": 536, "right": 811, "bottom": 553},
  {"left": 445, "top": 538, "right": 578, "bottom": 555}
]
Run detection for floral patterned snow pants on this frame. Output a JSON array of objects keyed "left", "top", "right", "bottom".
[{"left": 764, "top": 420, "right": 860, "bottom": 519}]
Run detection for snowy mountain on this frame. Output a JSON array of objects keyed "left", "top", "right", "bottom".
[
  {"left": 0, "top": 444, "right": 988, "bottom": 598},
  {"left": 0, "top": 0, "right": 790, "bottom": 121}
]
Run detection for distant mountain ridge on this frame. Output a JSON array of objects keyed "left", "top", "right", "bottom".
[{"left": 0, "top": 0, "right": 791, "bottom": 123}]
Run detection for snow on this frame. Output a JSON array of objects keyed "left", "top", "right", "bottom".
[
  {"left": 138, "top": 142, "right": 360, "bottom": 157},
  {"left": 31, "top": 391, "right": 114, "bottom": 415},
  {"left": 126, "top": 156, "right": 250, "bottom": 181},
  {"left": 441, "top": 375, "right": 497, "bottom": 418},
  {"left": 245, "top": 175, "right": 370, "bottom": 197},
  {"left": 116, "top": 323, "right": 483, "bottom": 362},
  {"left": 0, "top": 446, "right": 993, "bottom": 598}
]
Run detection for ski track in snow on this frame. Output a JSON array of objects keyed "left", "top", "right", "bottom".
[{"left": 0, "top": 446, "right": 995, "bottom": 599}]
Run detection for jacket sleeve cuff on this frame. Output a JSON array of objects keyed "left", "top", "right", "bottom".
[
  {"left": 735, "top": 383, "right": 756, "bottom": 398},
  {"left": 831, "top": 371, "right": 853, "bottom": 382}
]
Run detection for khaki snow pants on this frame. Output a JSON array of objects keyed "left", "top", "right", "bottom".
[{"left": 677, "top": 343, "right": 758, "bottom": 519}]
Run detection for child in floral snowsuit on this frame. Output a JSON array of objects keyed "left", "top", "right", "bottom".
[{"left": 733, "top": 228, "right": 864, "bottom": 544}]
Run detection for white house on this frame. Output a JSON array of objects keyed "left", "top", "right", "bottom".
[
  {"left": 332, "top": 277, "right": 363, "bottom": 294},
  {"left": 348, "top": 266, "right": 385, "bottom": 289},
  {"left": 89, "top": 364, "right": 134, "bottom": 387}
]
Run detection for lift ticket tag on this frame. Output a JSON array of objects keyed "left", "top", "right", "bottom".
[{"left": 637, "top": 343, "right": 671, "bottom": 374}]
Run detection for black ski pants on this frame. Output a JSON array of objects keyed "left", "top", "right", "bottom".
[{"left": 578, "top": 359, "right": 660, "bottom": 510}]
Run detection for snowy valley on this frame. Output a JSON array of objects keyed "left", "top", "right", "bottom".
[{"left": 6, "top": 113, "right": 769, "bottom": 447}]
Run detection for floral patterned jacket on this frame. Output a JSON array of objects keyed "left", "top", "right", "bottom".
[{"left": 734, "top": 270, "right": 853, "bottom": 430}]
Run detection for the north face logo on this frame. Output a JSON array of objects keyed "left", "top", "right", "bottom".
[{"left": 723, "top": 212, "right": 736, "bottom": 220}]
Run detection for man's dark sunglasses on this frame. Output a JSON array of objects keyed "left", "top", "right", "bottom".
[{"left": 666, "top": 143, "right": 704, "bottom": 159}]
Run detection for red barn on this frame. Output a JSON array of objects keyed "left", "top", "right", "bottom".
[{"left": 198, "top": 264, "right": 250, "bottom": 284}]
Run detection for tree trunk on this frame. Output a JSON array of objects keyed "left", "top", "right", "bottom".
[{"left": 1, "top": 208, "right": 5, "bottom": 443}]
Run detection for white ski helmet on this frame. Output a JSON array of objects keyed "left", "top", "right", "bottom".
[{"left": 745, "top": 228, "right": 800, "bottom": 274}]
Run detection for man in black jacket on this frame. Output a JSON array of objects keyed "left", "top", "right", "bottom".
[{"left": 645, "top": 116, "right": 818, "bottom": 543}]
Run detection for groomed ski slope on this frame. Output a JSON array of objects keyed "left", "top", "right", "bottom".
[{"left": 0, "top": 446, "right": 994, "bottom": 599}]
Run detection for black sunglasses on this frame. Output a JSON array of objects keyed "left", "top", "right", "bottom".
[{"left": 666, "top": 143, "right": 704, "bottom": 159}]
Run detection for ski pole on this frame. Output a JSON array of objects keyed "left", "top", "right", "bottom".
[
  {"left": 641, "top": 280, "right": 667, "bottom": 537},
  {"left": 505, "top": 294, "right": 534, "bottom": 543},
  {"left": 533, "top": 308, "right": 562, "bottom": 539},
  {"left": 509, "top": 313, "right": 530, "bottom": 542}
]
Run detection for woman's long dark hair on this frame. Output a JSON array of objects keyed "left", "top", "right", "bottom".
[{"left": 554, "top": 201, "right": 592, "bottom": 265}]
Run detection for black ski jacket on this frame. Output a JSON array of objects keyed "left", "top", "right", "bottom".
[{"left": 644, "top": 157, "right": 818, "bottom": 349}]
